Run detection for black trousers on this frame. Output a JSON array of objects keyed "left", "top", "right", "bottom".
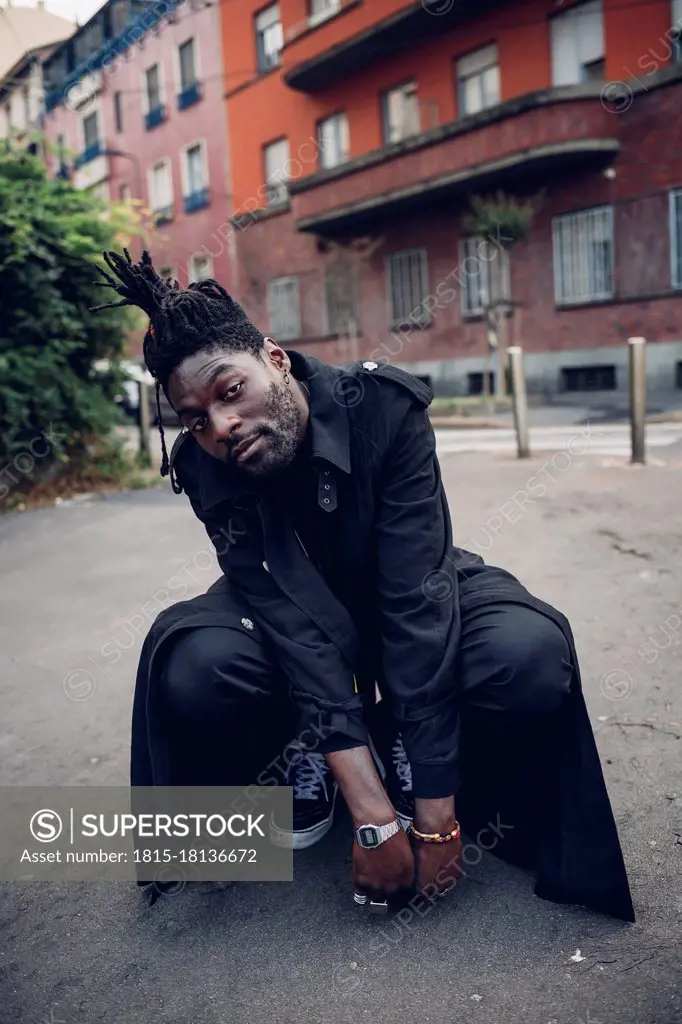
[{"left": 159, "top": 599, "right": 573, "bottom": 858}]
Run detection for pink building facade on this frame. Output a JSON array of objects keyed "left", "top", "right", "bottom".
[{"left": 42, "top": 0, "right": 233, "bottom": 352}]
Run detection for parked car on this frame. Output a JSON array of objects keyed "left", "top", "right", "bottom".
[
  {"left": 91, "top": 359, "right": 177, "bottom": 426},
  {"left": 148, "top": 382, "right": 177, "bottom": 426}
]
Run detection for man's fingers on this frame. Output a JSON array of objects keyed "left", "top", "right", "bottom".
[{"left": 354, "top": 881, "right": 389, "bottom": 905}]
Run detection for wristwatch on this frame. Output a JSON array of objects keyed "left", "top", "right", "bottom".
[{"left": 354, "top": 820, "right": 401, "bottom": 849}]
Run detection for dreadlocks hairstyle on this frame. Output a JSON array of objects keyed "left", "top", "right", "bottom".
[{"left": 91, "top": 248, "right": 265, "bottom": 484}]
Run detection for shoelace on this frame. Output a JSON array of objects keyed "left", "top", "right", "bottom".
[
  {"left": 392, "top": 736, "right": 413, "bottom": 793},
  {"left": 288, "top": 750, "right": 330, "bottom": 801}
]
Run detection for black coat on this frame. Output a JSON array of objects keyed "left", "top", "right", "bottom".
[{"left": 131, "top": 353, "right": 634, "bottom": 921}]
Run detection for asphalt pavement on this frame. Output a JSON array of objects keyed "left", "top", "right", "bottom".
[{"left": 1, "top": 442, "right": 681, "bottom": 1024}]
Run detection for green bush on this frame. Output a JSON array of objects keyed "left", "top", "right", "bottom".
[{"left": 0, "top": 147, "right": 139, "bottom": 473}]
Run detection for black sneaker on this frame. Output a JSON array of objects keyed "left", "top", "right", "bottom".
[
  {"left": 269, "top": 750, "right": 339, "bottom": 849},
  {"left": 374, "top": 732, "right": 414, "bottom": 830}
]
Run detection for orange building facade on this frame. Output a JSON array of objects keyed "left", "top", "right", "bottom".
[{"left": 220, "top": 0, "right": 682, "bottom": 399}]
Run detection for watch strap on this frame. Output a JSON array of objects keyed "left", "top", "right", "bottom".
[{"left": 354, "top": 819, "right": 401, "bottom": 849}]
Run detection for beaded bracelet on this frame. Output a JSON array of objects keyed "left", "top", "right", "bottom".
[{"left": 408, "top": 822, "right": 461, "bottom": 844}]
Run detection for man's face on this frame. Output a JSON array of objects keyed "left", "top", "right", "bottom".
[{"left": 167, "top": 341, "right": 307, "bottom": 480}]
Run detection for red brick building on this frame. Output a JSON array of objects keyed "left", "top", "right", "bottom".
[{"left": 222, "top": 0, "right": 682, "bottom": 400}]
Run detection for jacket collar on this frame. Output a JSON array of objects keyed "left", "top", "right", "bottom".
[
  {"left": 288, "top": 350, "right": 351, "bottom": 475},
  {"left": 199, "top": 350, "right": 351, "bottom": 511}
]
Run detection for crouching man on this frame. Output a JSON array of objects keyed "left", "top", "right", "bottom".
[{"left": 94, "top": 249, "right": 633, "bottom": 921}]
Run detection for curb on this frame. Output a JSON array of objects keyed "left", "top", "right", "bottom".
[{"left": 429, "top": 416, "right": 508, "bottom": 429}]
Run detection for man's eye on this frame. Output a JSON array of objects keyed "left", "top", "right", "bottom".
[{"left": 222, "top": 382, "right": 243, "bottom": 400}]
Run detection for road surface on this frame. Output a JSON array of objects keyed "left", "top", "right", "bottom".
[{"left": 0, "top": 449, "right": 681, "bottom": 1023}]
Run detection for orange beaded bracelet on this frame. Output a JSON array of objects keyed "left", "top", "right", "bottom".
[{"left": 408, "top": 822, "right": 461, "bottom": 844}]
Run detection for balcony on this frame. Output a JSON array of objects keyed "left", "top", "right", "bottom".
[
  {"left": 285, "top": 0, "right": 501, "bottom": 92},
  {"left": 178, "top": 81, "right": 202, "bottom": 111},
  {"left": 73, "top": 144, "right": 109, "bottom": 190},
  {"left": 145, "top": 105, "right": 167, "bottom": 131},
  {"left": 43, "top": 0, "right": 185, "bottom": 113},
  {"left": 289, "top": 87, "right": 619, "bottom": 236},
  {"left": 183, "top": 187, "right": 210, "bottom": 213},
  {"left": 74, "top": 139, "right": 103, "bottom": 169},
  {"left": 153, "top": 205, "right": 174, "bottom": 226}
]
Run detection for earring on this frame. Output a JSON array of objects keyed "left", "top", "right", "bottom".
[{"left": 283, "top": 370, "right": 291, "bottom": 385}]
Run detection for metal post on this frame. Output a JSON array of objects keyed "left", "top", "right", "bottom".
[
  {"left": 507, "top": 346, "right": 530, "bottom": 459},
  {"left": 138, "top": 380, "right": 151, "bottom": 466},
  {"left": 628, "top": 337, "right": 646, "bottom": 465}
]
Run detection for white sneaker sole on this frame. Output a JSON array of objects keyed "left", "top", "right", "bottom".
[{"left": 269, "top": 786, "right": 338, "bottom": 850}]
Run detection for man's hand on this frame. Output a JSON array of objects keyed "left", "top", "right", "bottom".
[
  {"left": 326, "top": 746, "right": 415, "bottom": 901},
  {"left": 413, "top": 796, "right": 463, "bottom": 897},
  {"left": 353, "top": 827, "right": 415, "bottom": 901}
]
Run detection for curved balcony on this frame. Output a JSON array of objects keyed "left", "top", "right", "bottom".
[
  {"left": 284, "top": 0, "right": 500, "bottom": 93},
  {"left": 289, "top": 87, "right": 619, "bottom": 236}
]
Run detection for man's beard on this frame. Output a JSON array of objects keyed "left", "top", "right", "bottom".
[{"left": 231, "top": 381, "right": 303, "bottom": 480}]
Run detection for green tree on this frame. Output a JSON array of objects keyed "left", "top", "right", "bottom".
[
  {"left": 0, "top": 147, "right": 139, "bottom": 476},
  {"left": 464, "top": 189, "right": 544, "bottom": 399}
]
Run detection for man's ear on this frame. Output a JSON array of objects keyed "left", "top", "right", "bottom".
[{"left": 262, "top": 338, "right": 288, "bottom": 372}]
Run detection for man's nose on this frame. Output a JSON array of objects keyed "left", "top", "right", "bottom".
[{"left": 211, "top": 410, "right": 241, "bottom": 446}]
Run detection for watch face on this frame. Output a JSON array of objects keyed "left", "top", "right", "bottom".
[{"left": 359, "top": 826, "right": 380, "bottom": 848}]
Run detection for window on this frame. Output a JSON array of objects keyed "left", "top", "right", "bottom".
[
  {"left": 468, "top": 371, "right": 495, "bottom": 396},
  {"left": 114, "top": 91, "right": 123, "bottom": 133},
  {"left": 263, "top": 138, "right": 289, "bottom": 203},
  {"left": 268, "top": 277, "right": 301, "bottom": 339},
  {"left": 183, "top": 142, "right": 209, "bottom": 211},
  {"left": 149, "top": 159, "right": 173, "bottom": 216},
  {"left": 561, "top": 365, "right": 616, "bottom": 392},
  {"left": 145, "top": 64, "right": 162, "bottom": 111},
  {"left": 4, "top": 101, "right": 12, "bottom": 135},
  {"left": 670, "top": 188, "right": 682, "bottom": 288},
  {"left": 676, "top": 361, "right": 682, "bottom": 388},
  {"left": 189, "top": 254, "right": 213, "bottom": 282},
  {"left": 185, "top": 143, "right": 206, "bottom": 194},
  {"left": 144, "top": 64, "right": 166, "bottom": 128},
  {"left": 178, "top": 39, "right": 197, "bottom": 89},
  {"left": 177, "top": 40, "right": 201, "bottom": 109},
  {"left": 382, "top": 81, "right": 420, "bottom": 144},
  {"left": 551, "top": 0, "right": 605, "bottom": 85},
  {"left": 456, "top": 44, "right": 500, "bottom": 116},
  {"left": 386, "top": 249, "right": 430, "bottom": 326},
  {"left": 325, "top": 261, "right": 360, "bottom": 335},
  {"left": 82, "top": 110, "right": 99, "bottom": 153},
  {"left": 112, "top": 0, "right": 127, "bottom": 33},
  {"left": 120, "top": 183, "right": 131, "bottom": 202},
  {"left": 553, "top": 206, "right": 614, "bottom": 304},
  {"left": 318, "top": 112, "right": 349, "bottom": 169},
  {"left": 255, "top": 4, "right": 283, "bottom": 72},
  {"left": 460, "top": 235, "right": 511, "bottom": 316},
  {"left": 309, "top": 0, "right": 340, "bottom": 27},
  {"left": 467, "top": 370, "right": 510, "bottom": 395}
]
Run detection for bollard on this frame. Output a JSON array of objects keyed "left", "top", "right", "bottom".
[
  {"left": 507, "top": 346, "right": 530, "bottom": 459},
  {"left": 628, "top": 337, "right": 646, "bottom": 465},
  {"left": 138, "top": 380, "right": 151, "bottom": 466}
]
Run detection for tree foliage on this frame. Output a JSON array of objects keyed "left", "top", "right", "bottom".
[
  {"left": 463, "top": 189, "right": 545, "bottom": 249},
  {"left": 0, "top": 147, "right": 139, "bottom": 464}
]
